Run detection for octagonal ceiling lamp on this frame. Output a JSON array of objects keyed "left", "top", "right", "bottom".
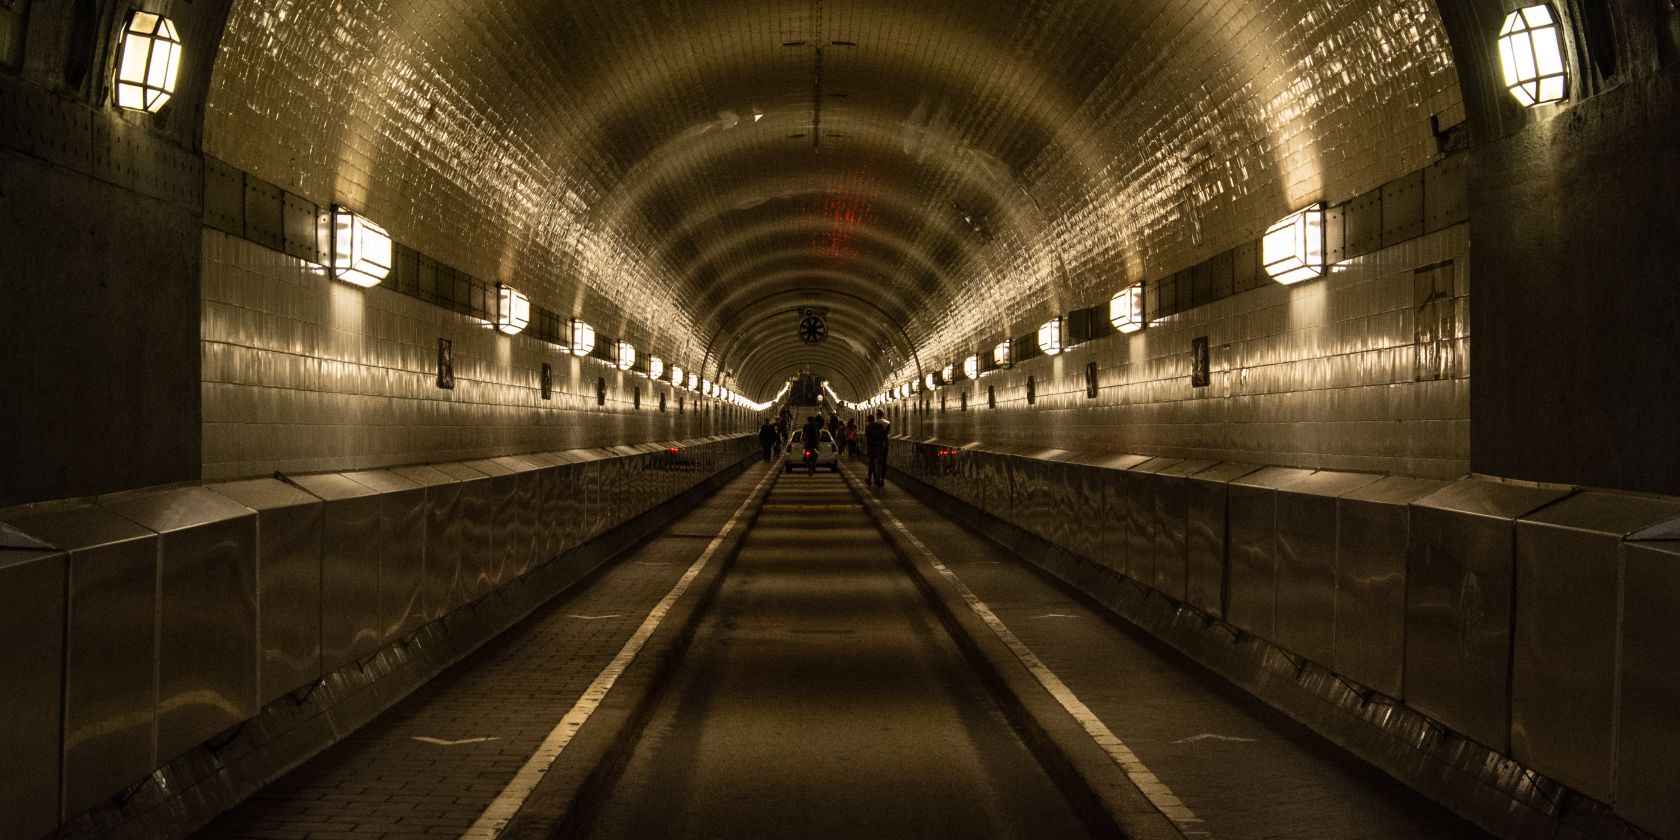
[
  {"left": 114, "top": 10, "right": 182, "bottom": 112},
  {"left": 648, "top": 356, "right": 664, "bottom": 381},
  {"left": 569, "top": 318, "right": 595, "bottom": 356},
  {"left": 993, "top": 340, "right": 1012, "bottom": 369},
  {"left": 329, "top": 207, "right": 392, "bottom": 288},
  {"left": 1038, "top": 317, "right": 1064, "bottom": 356},
  {"left": 1109, "top": 283, "right": 1146, "bottom": 334},
  {"left": 963, "top": 355, "right": 979, "bottom": 380},
  {"left": 1262, "top": 204, "right": 1326, "bottom": 285},
  {"left": 617, "top": 340, "right": 636, "bottom": 371},
  {"left": 493, "top": 285, "right": 529, "bottom": 335},
  {"left": 1499, "top": 5, "right": 1569, "bottom": 106}
]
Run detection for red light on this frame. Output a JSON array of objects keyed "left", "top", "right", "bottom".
[{"left": 668, "top": 447, "right": 681, "bottom": 453}]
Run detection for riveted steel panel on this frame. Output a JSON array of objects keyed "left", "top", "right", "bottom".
[
  {"left": 101, "top": 487, "right": 259, "bottom": 764},
  {"left": 1153, "top": 460, "right": 1218, "bottom": 601},
  {"left": 1405, "top": 479, "right": 1571, "bottom": 753},
  {"left": 1335, "top": 476, "right": 1445, "bottom": 697},
  {"left": 0, "top": 527, "right": 66, "bottom": 838},
  {"left": 345, "top": 470, "right": 427, "bottom": 643},
  {"left": 389, "top": 465, "right": 462, "bottom": 623},
  {"left": 431, "top": 462, "right": 495, "bottom": 610},
  {"left": 1380, "top": 170, "right": 1425, "bottom": 246},
  {"left": 1186, "top": 463, "right": 1261, "bottom": 616},
  {"left": 242, "top": 175, "right": 284, "bottom": 251},
  {"left": 1343, "top": 189, "right": 1383, "bottom": 258},
  {"left": 1324, "top": 203, "right": 1347, "bottom": 265},
  {"left": 3, "top": 504, "right": 157, "bottom": 819},
  {"left": 1125, "top": 459, "right": 1179, "bottom": 586},
  {"left": 1274, "top": 471, "right": 1381, "bottom": 666},
  {"left": 203, "top": 157, "right": 244, "bottom": 236},
  {"left": 1618, "top": 539, "right": 1680, "bottom": 839},
  {"left": 1424, "top": 153, "right": 1469, "bottom": 233},
  {"left": 1227, "top": 467, "right": 1317, "bottom": 641},
  {"left": 289, "top": 474, "right": 383, "bottom": 673},
  {"left": 1511, "top": 495, "right": 1680, "bottom": 801},
  {"left": 282, "top": 191, "right": 320, "bottom": 262},
  {"left": 208, "top": 477, "right": 324, "bottom": 704}
]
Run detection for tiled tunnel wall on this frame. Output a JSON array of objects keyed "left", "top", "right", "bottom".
[
  {"left": 888, "top": 224, "right": 1470, "bottom": 479},
  {"left": 885, "top": 441, "right": 1680, "bottom": 839}
]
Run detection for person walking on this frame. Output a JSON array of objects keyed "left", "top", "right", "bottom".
[
  {"left": 864, "top": 410, "right": 890, "bottom": 487},
  {"left": 758, "top": 417, "right": 779, "bottom": 462},
  {"left": 843, "top": 418, "right": 859, "bottom": 459},
  {"left": 801, "top": 413, "right": 825, "bottom": 474}
]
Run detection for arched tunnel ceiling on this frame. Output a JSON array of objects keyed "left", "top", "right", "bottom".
[{"left": 204, "top": 0, "right": 1458, "bottom": 398}]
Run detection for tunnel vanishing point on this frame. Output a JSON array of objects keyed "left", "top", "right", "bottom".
[{"left": 3, "top": 1, "right": 1680, "bottom": 839}]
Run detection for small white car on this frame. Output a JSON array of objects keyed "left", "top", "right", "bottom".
[{"left": 784, "top": 429, "right": 840, "bottom": 472}]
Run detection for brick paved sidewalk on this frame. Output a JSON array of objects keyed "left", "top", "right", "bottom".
[
  {"left": 851, "top": 462, "right": 1489, "bottom": 840},
  {"left": 197, "top": 467, "right": 771, "bottom": 840}
]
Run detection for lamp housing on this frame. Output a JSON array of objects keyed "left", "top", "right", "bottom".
[
  {"left": 569, "top": 319, "right": 596, "bottom": 357},
  {"left": 1262, "top": 204, "right": 1326, "bottom": 285},
  {"left": 329, "top": 207, "right": 393, "bottom": 288},
  {"left": 114, "top": 11, "right": 181, "bottom": 113},
  {"left": 1109, "top": 283, "right": 1145, "bottom": 333},
  {"left": 993, "top": 340, "right": 1012, "bottom": 369},
  {"left": 494, "top": 285, "right": 530, "bottom": 335},
  {"left": 925, "top": 373, "right": 937, "bottom": 390},
  {"left": 1499, "top": 5, "right": 1568, "bottom": 106},
  {"left": 1038, "top": 317, "right": 1063, "bottom": 356},
  {"left": 648, "top": 356, "right": 665, "bottom": 381},
  {"left": 963, "top": 355, "right": 979, "bottom": 380},
  {"left": 617, "top": 341, "right": 636, "bottom": 371}
]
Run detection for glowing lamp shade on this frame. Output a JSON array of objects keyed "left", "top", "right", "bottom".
[
  {"left": 687, "top": 373, "right": 698, "bottom": 390},
  {"left": 569, "top": 319, "right": 595, "bottom": 356},
  {"left": 925, "top": 373, "right": 937, "bottom": 390},
  {"left": 329, "top": 208, "right": 393, "bottom": 288},
  {"left": 941, "top": 364, "right": 955, "bottom": 383},
  {"left": 702, "top": 379, "right": 713, "bottom": 396},
  {"left": 1500, "top": 5, "right": 1568, "bottom": 106},
  {"left": 648, "top": 356, "right": 664, "bottom": 381},
  {"left": 993, "top": 340, "right": 1011, "bottom": 369},
  {"left": 617, "top": 341, "right": 636, "bottom": 371},
  {"left": 670, "top": 365, "right": 684, "bottom": 386},
  {"left": 1109, "top": 283, "right": 1145, "bottom": 334},
  {"left": 493, "top": 285, "right": 530, "bottom": 335},
  {"left": 114, "top": 11, "right": 181, "bottom": 113},
  {"left": 1038, "top": 317, "right": 1063, "bottom": 356},
  {"left": 1262, "top": 204, "right": 1325, "bottom": 285},
  {"left": 963, "top": 355, "right": 979, "bottom": 380}
]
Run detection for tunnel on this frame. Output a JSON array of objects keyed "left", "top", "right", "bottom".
[{"left": 3, "top": 0, "right": 1680, "bottom": 837}]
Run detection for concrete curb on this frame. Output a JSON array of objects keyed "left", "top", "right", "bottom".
[
  {"left": 500, "top": 463, "right": 783, "bottom": 840},
  {"left": 839, "top": 464, "right": 1186, "bottom": 840}
]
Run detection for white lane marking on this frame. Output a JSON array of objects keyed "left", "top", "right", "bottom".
[
  {"left": 565, "top": 614, "right": 623, "bottom": 621},
  {"left": 462, "top": 465, "right": 778, "bottom": 839},
  {"left": 869, "top": 499, "right": 1202, "bottom": 828},
  {"left": 633, "top": 561, "right": 670, "bottom": 566},
  {"left": 1032, "top": 613, "right": 1078, "bottom": 619},
  {"left": 1174, "top": 733, "right": 1256, "bottom": 745},
  {"left": 413, "top": 736, "right": 501, "bottom": 746}
]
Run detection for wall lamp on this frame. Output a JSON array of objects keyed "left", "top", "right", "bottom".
[
  {"left": 687, "top": 373, "right": 699, "bottom": 391},
  {"left": 1109, "top": 283, "right": 1145, "bottom": 333},
  {"left": 1038, "top": 317, "right": 1064, "bottom": 356},
  {"left": 1499, "top": 5, "right": 1568, "bottom": 106},
  {"left": 924, "top": 373, "right": 938, "bottom": 391},
  {"left": 941, "top": 364, "right": 955, "bottom": 383},
  {"left": 1262, "top": 204, "right": 1325, "bottom": 285},
  {"left": 963, "top": 355, "right": 979, "bottom": 380},
  {"left": 617, "top": 341, "right": 636, "bottom": 371},
  {"left": 493, "top": 285, "right": 529, "bottom": 335},
  {"left": 648, "top": 356, "right": 664, "bottom": 381},
  {"left": 329, "top": 207, "right": 393, "bottom": 288},
  {"left": 993, "top": 340, "right": 1012, "bottom": 369},
  {"left": 670, "top": 365, "right": 684, "bottom": 387},
  {"left": 569, "top": 318, "right": 595, "bottom": 356},
  {"left": 114, "top": 10, "right": 181, "bottom": 112}
]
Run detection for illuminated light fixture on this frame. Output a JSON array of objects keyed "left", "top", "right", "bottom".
[
  {"left": 1499, "top": 5, "right": 1569, "bottom": 107},
  {"left": 569, "top": 318, "right": 595, "bottom": 356},
  {"left": 114, "top": 10, "right": 182, "bottom": 113},
  {"left": 702, "top": 379, "right": 713, "bottom": 396},
  {"left": 1038, "top": 317, "right": 1063, "bottom": 356},
  {"left": 941, "top": 364, "right": 955, "bottom": 383},
  {"left": 329, "top": 207, "right": 393, "bottom": 288},
  {"left": 648, "top": 356, "right": 664, "bottom": 381},
  {"left": 493, "top": 285, "right": 530, "bottom": 335},
  {"left": 963, "top": 355, "right": 979, "bottom": 380},
  {"left": 925, "top": 373, "right": 937, "bottom": 390},
  {"left": 1262, "top": 204, "right": 1326, "bottom": 285},
  {"left": 1109, "top": 283, "right": 1145, "bottom": 334},
  {"left": 617, "top": 341, "right": 636, "bottom": 371},
  {"left": 687, "top": 373, "right": 698, "bottom": 390},
  {"left": 993, "top": 340, "right": 1012, "bottom": 369},
  {"left": 671, "top": 365, "right": 683, "bottom": 386}
]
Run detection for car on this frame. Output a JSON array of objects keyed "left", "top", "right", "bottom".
[{"left": 784, "top": 429, "right": 840, "bottom": 472}]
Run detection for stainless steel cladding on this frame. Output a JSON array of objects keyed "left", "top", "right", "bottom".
[
  {"left": 1273, "top": 471, "right": 1380, "bottom": 666},
  {"left": 1617, "top": 538, "right": 1680, "bottom": 839},
  {"left": 1334, "top": 476, "right": 1444, "bottom": 697},
  {"left": 1152, "top": 459, "right": 1217, "bottom": 601},
  {"left": 208, "top": 477, "right": 325, "bottom": 705},
  {"left": 0, "top": 525, "right": 66, "bottom": 837},
  {"left": 465, "top": 459, "right": 519, "bottom": 592},
  {"left": 1184, "top": 462, "right": 1257, "bottom": 616},
  {"left": 290, "top": 473, "right": 384, "bottom": 674},
  {"left": 490, "top": 455, "right": 546, "bottom": 580},
  {"left": 1510, "top": 494, "right": 1680, "bottom": 801},
  {"left": 2, "top": 503, "right": 158, "bottom": 819},
  {"left": 1404, "top": 479, "right": 1570, "bottom": 753},
  {"left": 579, "top": 450, "right": 613, "bottom": 541},
  {"left": 1124, "top": 458, "right": 1178, "bottom": 586},
  {"left": 521, "top": 453, "right": 570, "bottom": 564},
  {"left": 1067, "top": 461, "right": 1107, "bottom": 563},
  {"left": 390, "top": 465, "right": 464, "bottom": 624},
  {"left": 1225, "top": 467, "right": 1316, "bottom": 642},
  {"left": 1091, "top": 453, "right": 1152, "bottom": 579},
  {"left": 432, "top": 462, "right": 495, "bottom": 608},
  {"left": 545, "top": 451, "right": 588, "bottom": 560},
  {"left": 345, "top": 470, "right": 427, "bottom": 643}
]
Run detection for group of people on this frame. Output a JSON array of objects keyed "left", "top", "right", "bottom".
[{"left": 756, "top": 406, "right": 893, "bottom": 486}]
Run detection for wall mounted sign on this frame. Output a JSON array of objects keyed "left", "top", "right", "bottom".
[
  {"left": 436, "top": 338, "right": 454, "bottom": 389},
  {"left": 1191, "top": 337, "right": 1211, "bottom": 388}
]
